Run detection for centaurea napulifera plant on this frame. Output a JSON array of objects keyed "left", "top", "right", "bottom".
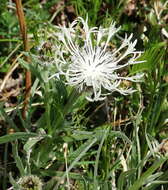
[{"left": 54, "top": 17, "right": 144, "bottom": 101}]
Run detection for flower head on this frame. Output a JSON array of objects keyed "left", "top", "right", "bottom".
[
  {"left": 17, "top": 175, "right": 42, "bottom": 190},
  {"left": 55, "top": 17, "right": 144, "bottom": 101}
]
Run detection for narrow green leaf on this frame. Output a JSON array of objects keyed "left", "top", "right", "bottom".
[
  {"left": 54, "top": 138, "right": 97, "bottom": 190},
  {"left": 0, "top": 104, "right": 19, "bottom": 132},
  {"left": 23, "top": 135, "right": 45, "bottom": 152},
  {"left": 118, "top": 169, "right": 136, "bottom": 190},
  {"left": 94, "top": 129, "right": 108, "bottom": 189},
  {"left": 95, "top": 128, "right": 131, "bottom": 144},
  {"left": 0, "top": 132, "right": 38, "bottom": 144},
  {"left": 18, "top": 58, "right": 44, "bottom": 83},
  {"left": 9, "top": 172, "right": 20, "bottom": 190},
  {"left": 12, "top": 141, "right": 25, "bottom": 176},
  {"left": 131, "top": 42, "right": 165, "bottom": 74},
  {"left": 128, "top": 157, "right": 168, "bottom": 190}
]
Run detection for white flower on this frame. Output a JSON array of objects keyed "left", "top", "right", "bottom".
[{"left": 55, "top": 17, "right": 144, "bottom": 101}]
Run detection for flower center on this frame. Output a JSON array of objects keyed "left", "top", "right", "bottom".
[{"left": 84, "top": 64, "right": 101, "bottom": 86}]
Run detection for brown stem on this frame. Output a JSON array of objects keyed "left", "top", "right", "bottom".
[{"left": 14, "top": 0, "right": 31, "bottom": 119}]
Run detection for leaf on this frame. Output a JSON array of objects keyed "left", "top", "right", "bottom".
[
  {"left": 69, "top": 137, "right": 97, "bottom": 160},
  {"left": 131, "top": 42, "right": 165, "bottom": 74},
  {"left": 55, "top": 138, "right": 97, "bottom": 189},
  {"left": 128, "top": 156, "right": 168, "bottom": 190},
  {"left": 118, "top": 169, "right": 137, "bottom": 190},
  {"left": 144, "top": 172, "right": 163, "bottom": 184},
  {"left": 23, "top": 129, "right": 48, "bottom": 152},
  {"left": 0, "top": 104, "right": 19, "bottom": 132},
  {"left": 0, "top": 132, "right": 38, "bottom": 144},
  {"left": 94, "top": 126, "right": 131, "bottom": 144},
  {"left": 71, "top": 130, "right": 93, "bottom": 141},
  {"left": 94, "top": 129, "right": 108, "bottom": 189},
  {"left": 9, "top": 172, "right": 20, "bottom": 190},
  {"left": 18, "top": 57, "right": 44, "bottom": 83},
  {"left": 12, "top": 141, "right": 25, "bottom": 176}
]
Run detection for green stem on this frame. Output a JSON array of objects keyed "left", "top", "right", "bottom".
[
  {"left": 44, "top": 82, "right": 51, "bottom": 134},
  {"left": 55, "top": 89, "right": 80, "bottom": 129}
]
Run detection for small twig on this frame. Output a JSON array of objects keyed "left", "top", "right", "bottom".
[
  {"left": 63, "top": 143, "right": 71, "bottom": 190},
  {"left": 14, "top": 0, "right": 31, "bottom": 119},
  {"left": 0, "top": 53, "right": 23, "bottom": 92},
  {"left": 88, "top": 102, "right": 105, "bottom": 119},
  {"left": 111, "top": 118, "right": 130, "bottom": 127},
  {"left": 0, "top": 43, "right": 21, "bottom": 69},
  {"left": 49, "top": 6, "right": 64, "bottom": 23},
  {"left": 5, "top": 102, "right": 44, "bottom": 114}
]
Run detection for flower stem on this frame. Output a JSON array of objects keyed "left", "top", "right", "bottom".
[
  {"left": 55, "top": 89, "right": 80, "bottom": 130},
  {"left": 44, "top": 82, "right": 52, "bottom": 134}
]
